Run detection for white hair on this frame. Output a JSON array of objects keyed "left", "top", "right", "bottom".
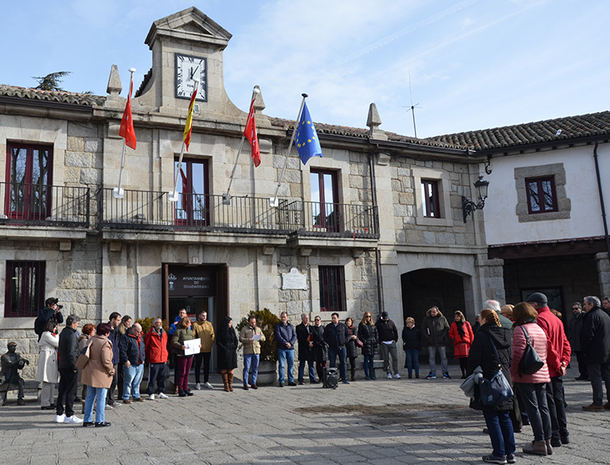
[{"left": 482, "top": 299, "right": 501, "bottom": 313}]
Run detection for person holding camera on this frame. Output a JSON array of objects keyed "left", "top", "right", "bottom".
[{"left": 35, "top": 297, "right": 64, "bottom": 341}]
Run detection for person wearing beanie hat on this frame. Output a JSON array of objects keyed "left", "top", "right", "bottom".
[
  {"left": 376, "top": 311, "right": 400, "bottom": 379},
  {"left": 527, "top": 292, "right": 571, "bottom": 448}
]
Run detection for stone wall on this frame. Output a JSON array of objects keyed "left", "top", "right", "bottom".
[{"left": 391, "top": 157, "right": 476, "bottom": 246}]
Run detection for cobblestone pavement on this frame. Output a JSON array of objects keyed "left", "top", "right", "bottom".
[{"left": 1, "top": 366, "right": 608, "bottom": 465}]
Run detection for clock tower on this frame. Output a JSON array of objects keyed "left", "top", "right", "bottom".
[{"left": 136, "top": 7, "right": 243, "bottom": 120}]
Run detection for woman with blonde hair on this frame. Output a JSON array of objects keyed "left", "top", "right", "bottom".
[
  {"left": 468, "top": 309, "right": 515, "bottom": 464},
  {"left": 511, "top": 302, "right": 552, "bottom": 456},
  {"left": 357, "top": 312, "right": 378, "bottom": 380},
  {"left": 449, "top": 310, "right": 474, "bottom": 379},
  {"left": 401, "top": 317, "right": 421, "bottom": 379}
]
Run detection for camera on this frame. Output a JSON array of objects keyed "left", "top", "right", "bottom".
[{"left": 57, "top": 304, "right": 63, "bottom": 310}]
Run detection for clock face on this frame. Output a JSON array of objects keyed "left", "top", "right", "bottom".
[{"left": 175, "top": 54, "right": 207, "bottom": 101}]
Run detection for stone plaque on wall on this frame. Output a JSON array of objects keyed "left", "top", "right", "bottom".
[{"left": 282, "top": 268, "right": 307, "bottom": 290}]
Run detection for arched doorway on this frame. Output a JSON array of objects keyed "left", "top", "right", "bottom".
[{"left": 401, "top": 268, "right": 470, "bottom": 326}]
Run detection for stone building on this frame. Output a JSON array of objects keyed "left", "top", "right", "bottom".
[
  {"left": 0, "top": 7, "right": 501, "bottom": 375},
  {"left": 433, "top": 111, "right": 610, "bottom": 322}
]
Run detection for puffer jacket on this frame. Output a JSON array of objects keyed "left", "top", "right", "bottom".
[
  {"left": 422, "top": 310, "right": 450, "bottom": 347},
  {"left": 467, "top": 323, "right": 513, "bottom": 412},
  {"left": 171, "top": 327, "right": 195, "bottom": 357},
  {"left": 358, "top": 322, "right": 378, "bottom": 357},
  {"left": 511, "top": 322, "right": 550, "bottom": 384}
]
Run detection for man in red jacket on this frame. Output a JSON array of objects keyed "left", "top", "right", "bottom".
[
  {"left": 144, "top": 318, "right": 169, "bottom": 400},
  {"left": 527, "top": 292, "right": 571, "bottom": 448}
]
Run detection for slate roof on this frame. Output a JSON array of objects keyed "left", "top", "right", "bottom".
[
  {"left": 0, "top": 85, "right": 105, "bottom": 107},
  {"left": 268, "top": 117, "right": 465, "bottom": 150},
  {"left": 429, "top": 111, "right": 610, "bottom": 152}
]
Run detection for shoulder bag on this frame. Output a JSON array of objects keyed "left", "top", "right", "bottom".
[
  {"left": 518, "top": 325, "right": 544, "bottom": 376},
  {"left": 478, "top": 333, "right": 513, "bottom": 407},
  {"left": 75, "top": 341, "right": 91, "bottom": 370}
]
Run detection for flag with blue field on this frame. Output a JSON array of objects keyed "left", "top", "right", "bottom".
[{"left": 294, "top": 102, "right": 323, "bottom": 165}]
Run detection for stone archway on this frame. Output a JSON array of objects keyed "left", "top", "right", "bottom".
[{"left": 401, "top": 268, "right": 470, "bottom": 326}]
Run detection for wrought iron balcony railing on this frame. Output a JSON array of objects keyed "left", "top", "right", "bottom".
[
  {"left": 99, "top": 188, "right": 378, "bottom": 238},
  {"left": 0, "top": 182, "right": 90, "bottom": 227}
]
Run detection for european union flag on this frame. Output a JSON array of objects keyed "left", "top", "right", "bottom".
[{"left": 294, "top": 102, "right": 323, "bottom": 165}]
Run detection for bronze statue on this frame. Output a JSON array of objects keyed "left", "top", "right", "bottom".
[{"left": 0, "top": 342, "right": 29, "bottom": 406}]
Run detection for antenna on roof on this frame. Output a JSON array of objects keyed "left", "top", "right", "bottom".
[{"left": 403, "top": 72, "right": 420, "bottom": 138}]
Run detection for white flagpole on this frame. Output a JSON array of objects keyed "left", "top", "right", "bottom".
[
  {"left": 169, "top": 76, "right": 199, "bottom": 202},
  {"left": 223, "top": 85, "right": 261, "bottom": 205},
  {"left": 113, "top": 67, "right": 136, "bottom": 199},
  {"left": 270, "top": 93, "right": 307, "bottom": 207}
]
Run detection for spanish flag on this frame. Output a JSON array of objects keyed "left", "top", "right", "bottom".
[{"left": 183, "top": 86, "right": 198, "bottom": 151}]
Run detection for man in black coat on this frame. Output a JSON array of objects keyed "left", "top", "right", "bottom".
[
  {"left": 324, "top": 313, "right": 350, "bottom": 384},
  {"left": 567, "top": 302, "right": 588, "bottom": 381},
  {"left": 377, "top": 311, "right": 400, "bottom": 379},
  {"left": 55, "top": 314, "right": 82, "bottom": 424},
  {"left": 581, "top": 296, "right": 610, "bottom": 411},
  {"left": 296, "top": 314, "right": 317, "bottom": 384},
  {"left": 35, "top": 297, "right": 64, "bottom": 340}
]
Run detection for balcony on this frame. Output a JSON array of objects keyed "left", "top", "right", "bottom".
[
  {"left": 0, "top": 182, "right": 90, "bottom": 228},
  {"left": 98, "top": 188, "right": 378, "bottom": 243}
]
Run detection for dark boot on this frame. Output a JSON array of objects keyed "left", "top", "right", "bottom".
[
  {"left": 523, "top": 440, "right": 547, "bottom": 456},
  {"left": 227, "top": 371, "right": 234, "bottom": 392},
  {"left": 221, "top": 371, "right": 229, "bottom": 392}
]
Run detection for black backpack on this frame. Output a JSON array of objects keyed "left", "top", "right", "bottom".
[{"left": 323, "top": 367, "right": 339, "bottom": 389}]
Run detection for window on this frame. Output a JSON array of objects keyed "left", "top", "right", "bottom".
[
  {"left": 526, "top": 176, "right": 557, "bottom": 214},
  {"left": 5, "top": 143, "right": 53, "bottom": 220},
  {"left": 174, "top": 158, "right": 209, "bottom": 225},
  {"left": 4, "top": 261, "right": 45, "bottom": 317},
  {"left": 319, "top": 266, "right": 346, "bottom": 312},
  {"left": 310, "top": 170, "right": 339, "bottom": 231},
  {"left": 421, "top": 179, "right": 441, "bottom": 218}
]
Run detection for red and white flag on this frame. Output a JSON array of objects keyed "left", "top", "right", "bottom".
[
  {"left": 119, "top": 75, "right": 136, "bottom": 149},
  {"left": 244, "top": 100, "right": 261, "bottom": 167}
]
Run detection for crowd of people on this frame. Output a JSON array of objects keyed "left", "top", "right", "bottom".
[{"left": 23, "top": 292, "right": 610, "bottom": 462}]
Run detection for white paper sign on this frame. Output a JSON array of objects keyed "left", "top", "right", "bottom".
[
  {"left": 252, "top": 334, "right": 262, "bottom": 342},
  {"left": 184, "top": 338, "right": 201, "bottom": 356},
  {"left": 282, "top": 267, "right": 307, "bottom": 290}
]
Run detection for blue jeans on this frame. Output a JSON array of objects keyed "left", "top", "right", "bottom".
[
  {"left": 278, "top": 348, "right": 295, "bottom": 383},
  {"left": 363, "top": 355, "right": 375, "bottom": 379},
  {"left": 298, "top": 359, "right": 317, "bottom": 382},
  {"left": 84, "top": 386, "right": 107, "bottom": 423},
  {"left": 243, "top": 354, "right": 260, "bottom": 386},
  {"left": 328, "top": 346, "right": 347, "bottom": 381},
  {"left": 405, "top": 348, "right": 420, "bottom": 376},
  {"left": 428, "top": 345, "right": 448, "bottom": 376},
  {"left": 123, "top": 363, "right": 144, "bottom": 400},
  {"left": 483, "top": 409, "right": 516, "bottom": 457}
]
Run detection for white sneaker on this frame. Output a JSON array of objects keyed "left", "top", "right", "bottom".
[
  {"left": 395, "top": 373, "right": 401, "bottom": 379},
  {"left": 387, "top": 373, "right": 393, "bottom": 379},
  {"left": 55, "top": 414, "right": 65, "bottom": 423},
  {"left": 195, "top": 383, "right": 201, "bottom": 390},
  {"left": 64, "top": 415, "right": 83, "bottom": 424},
  {"left": 203, "top": 382, "right": 214, "bottom": 390},
  {"left": 149, "top": 394, "right": 156, "bottom": 400},
  {"left": 158, "top": 392, "right": 168, "bottom": 399}
]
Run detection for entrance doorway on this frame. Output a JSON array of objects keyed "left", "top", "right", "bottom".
[
  {"left": 163, "top": 264, "right": 229, "bottom": 369},
  {"left": 401, "top": 269, "right": 468, "bottom": 324}
]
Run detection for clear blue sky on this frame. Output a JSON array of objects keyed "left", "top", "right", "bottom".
[{"left": 2, "top": 0, "right": 609, "bottom": 138}]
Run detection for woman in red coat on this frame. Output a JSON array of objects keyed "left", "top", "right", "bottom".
[{"left": 449, "top": 310, "right": 474, "bottom": 379}]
